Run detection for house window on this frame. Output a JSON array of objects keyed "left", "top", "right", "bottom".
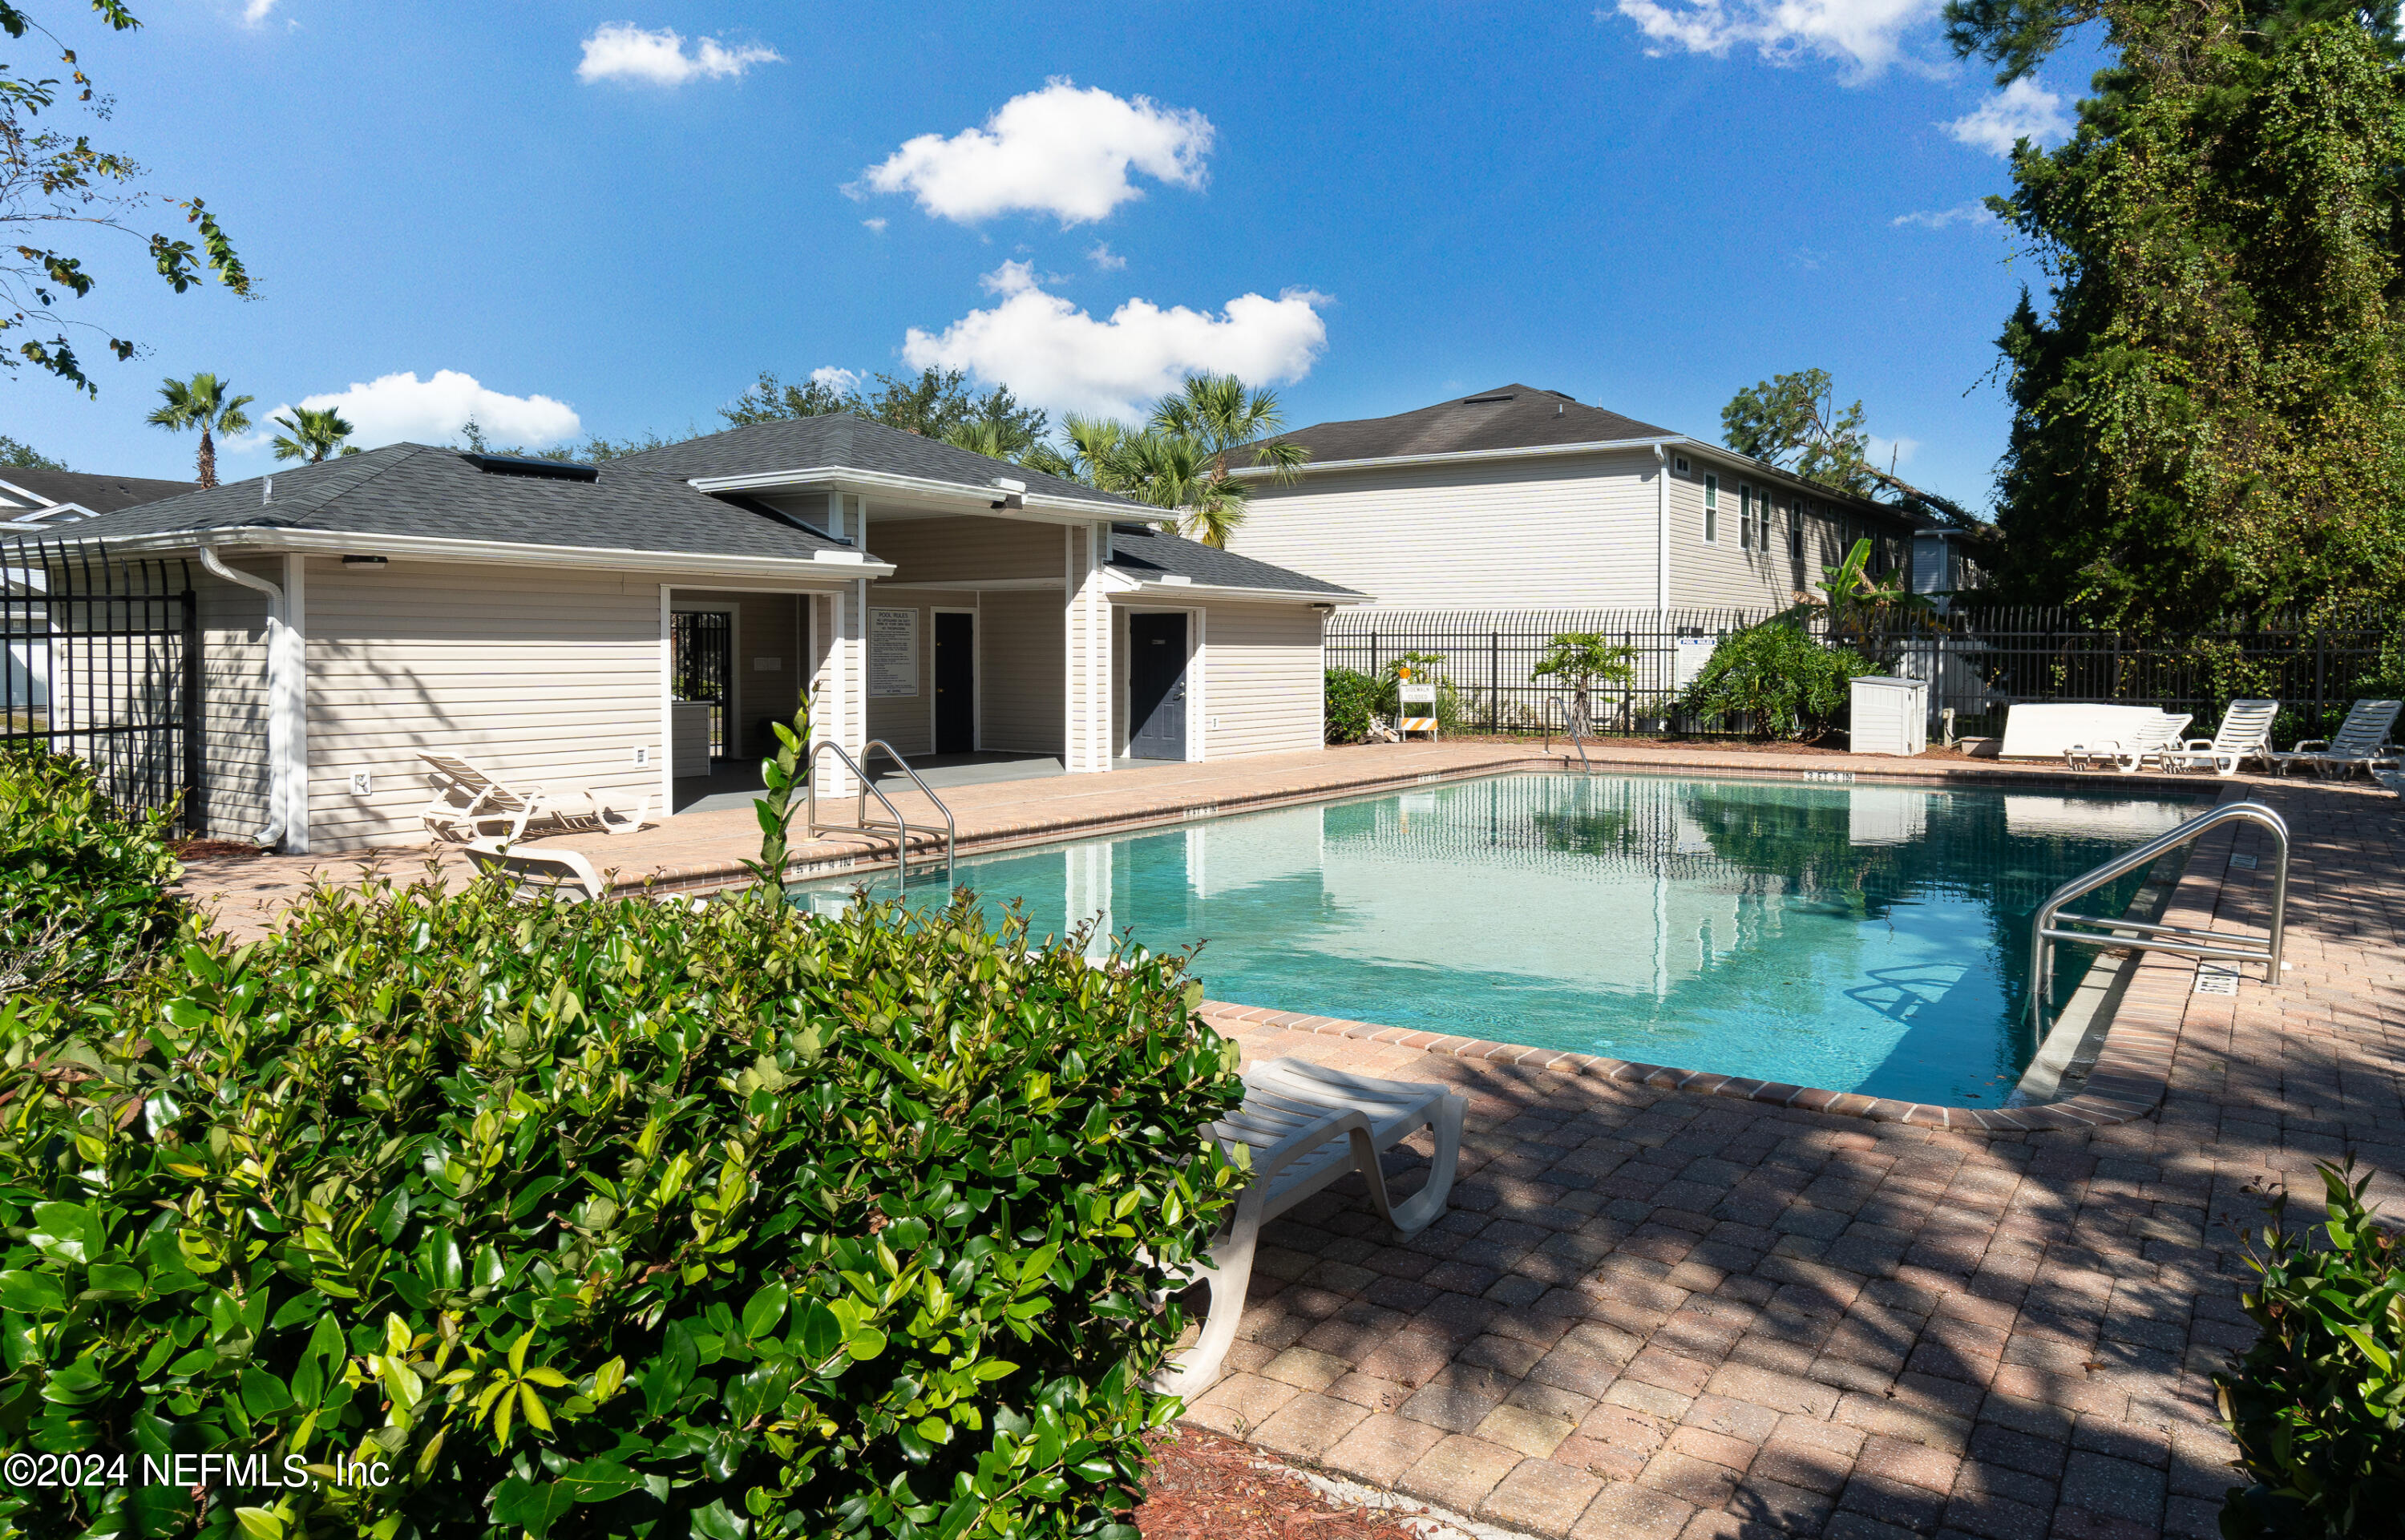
[
  {"left": 1738, "top": 486, "right": 1752, "bottom": 550},
  {"left": 1675, "top": 455, "right": 1691, "bottom": 475},
  {"left": 1790, "top": 501, "right": 1805, "bottom": 558},
  {"left": 1703, "top": 474, "right": 1718, "bottom": 543}
]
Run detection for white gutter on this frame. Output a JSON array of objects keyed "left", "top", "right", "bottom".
[
  {"left": 1110, "top": 576, "right": 1372, "bottom": 605},
  {"left": 1230, "top": 433, "right": 1915, "bottom": 528},
  {"left": 686, "top": 466, "right": 1131, "bottom": 521},
  {"left": 196, "top": 544, "right": 296, "bottom": 851},
  {"left": 1652, "top": 444, "right": 1671, "bottom": 617},
  {"left": 74, "top": 527, "right": 895, "bottom": 582}
]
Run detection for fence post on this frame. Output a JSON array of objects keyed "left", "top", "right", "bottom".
[
  {"left": 1488, "top": 633, "right": 1499, "bottom": 734},
  {"left": 2314, "top": 628, "right": 2326, "bottom": 735}
]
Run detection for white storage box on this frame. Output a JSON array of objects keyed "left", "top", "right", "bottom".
[{"left": 1849, "top": 675, "right": 1929, "bottom": 756}]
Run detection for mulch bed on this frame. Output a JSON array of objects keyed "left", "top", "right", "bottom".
[
  {"left": 1135, "top": 1428, "right": 1427, "bottom": 1540},
  {"left": 171, "top": 839, "right": 267, "bottom": 860}
]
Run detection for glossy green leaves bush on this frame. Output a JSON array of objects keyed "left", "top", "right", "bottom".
[
  {"left": 2217, "top": 1160, "right": 2405, "bottom": 1539},
  {"left": 0, "top": 865, "right": 1245, "bottom": 1540},
  {"left": 0, "top": 746, "right": 188, "bottom": 1000},
  {"left": 1676, "top": 622, "right": 1874, "bottom": 742},
  {"left": 1324, "top": 668, "right": 1381, "bottom": 743}
]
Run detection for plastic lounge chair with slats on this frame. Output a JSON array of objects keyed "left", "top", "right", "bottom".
[
  {"left": 2160, "top": 699, "right": 2280, "bottom": 776},
  {"left": 461, "top": 839, "right": 608, "bottom": 903},
  {"left": 2063, "top": 712, "right": 2192, "bottom": 774},
  {"left": 419, "top": 753, "right": 557, "bottom": 843},
  {"left": 580, "top": 785, "right": 654, "bottom": 836},
  {"left": 1150, "top": 1057, "right": 1467, "bottom": 1401},
  {"left": 2270, "top": 699, "right": 2403, "bottom": 780}
]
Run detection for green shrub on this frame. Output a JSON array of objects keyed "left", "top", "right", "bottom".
[
  {"left": 0, "top": 746, "right": 188, "bottom": 1000},
  {"left": 2217, "top": 1160, "right": 2405, "bottom": 1539},
  {"left": 1676, "top": 621, "right": 1874, "bottom": 741},
  {"left": 1324, "top": 668, "right": 1380, "bottom": 743},
  {"left": 0, "top": 870, "right": 1244, "bottom": 1540}
]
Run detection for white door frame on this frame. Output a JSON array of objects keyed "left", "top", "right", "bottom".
[
  {"left": 930, "top": 604, "right": 979, "bottom": 754},
  {"left": 1119, "top": 603, "right": 1202, "bottom": 763},
  {"left": 657, "top": 584, "right": 829, "bottom": 816}
]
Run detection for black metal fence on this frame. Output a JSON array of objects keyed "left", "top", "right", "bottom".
[
  {"left": 1325, "top": 605, "right": 2401, "bottom": 743},
  {"left": 2, "top": 536, "right": 202, "bottom": 830}
]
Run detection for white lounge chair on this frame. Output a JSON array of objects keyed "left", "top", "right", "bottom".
[
  {"left": 2063, "top": 713, "right": 2192, "bottom": 774},
  {"left": 461, "top": 839, "right": 608, "bottom": 903},
  {"left": 2270, "top": 699, "right": 2402, "bottom": 779},
  {"left": 1151, "top": 1057, "right": 1467, "bottom": 1401},
  {"left": 2160, "top": 699, "right": 2280, "bottom": 776},
  {"left": 580, "top": 785, "right": 655, "bottom": 837},
  {"left": 420, "top": 754, "right": 558, "bottom": 843}
]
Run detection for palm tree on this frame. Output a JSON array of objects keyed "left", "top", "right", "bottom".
[
  {"left": 146, "top": 373, "right": 254, "bottom": 488},
  {"left": 1150, "top": 373, "right": 1310, "bottom": 486},
  {"left": 268, "top": 406, "right": 355, "bottom": 463},
  {"left": 939, "top": 419, "right": 1015, "bottom": 459},
  {"left": 1103, "top": 429, "right": 1252, "bottom": 548}
]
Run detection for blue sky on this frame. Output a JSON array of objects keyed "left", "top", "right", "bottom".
[{"left": 6, "top": 1, "right": 2105, "bottom": 509}]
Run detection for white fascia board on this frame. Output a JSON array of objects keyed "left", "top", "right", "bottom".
[
  {"left": 75, "top": 527, "right": 891, "bottom": 583},
  {"left": 1235, "top": 434, "right": 1913, "bottom": 525},
  {"left": 685, "top": 467, "right": 1131, "bottom": 523},
  {"left": 1108, "top": 576, "right": 1372, "bottom": 606}
]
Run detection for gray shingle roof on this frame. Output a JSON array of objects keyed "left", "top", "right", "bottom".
[
  {"left": 608, "top": 414, "right": 1138, "bottom": 509},
  {"left": 1106, "top": 521, "right": 1363, "bottom": 598},
  {"left": 0, "top": 467, "right": 196, "bottom": 515},
  {"left": 58, "top": 443, "right": 851, "bottom": 561},
  {"left": 1251, "top": 385, "right": 1675, "bottom": 466}
]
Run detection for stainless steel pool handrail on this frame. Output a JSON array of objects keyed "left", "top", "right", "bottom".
[
  {"left": 802, "top": 740, "right": 958, "bottom": 893},
  {"left": 1541, "top": 697, "right": 1594, "bottom": 775},
  {"left": 2028, "top": 800, "right": 2289, "bottom": 1032}
]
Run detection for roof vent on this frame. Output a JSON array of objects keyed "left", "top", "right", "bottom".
[
  {"left": 459, "top": 451, "right": 598, "bottom": 483},
  {"left": 1462, "top": 393, "right": 1516, "bottom": 404},
  {"left": 989, "top": 475, "right": 1026, "bottom": 511}
]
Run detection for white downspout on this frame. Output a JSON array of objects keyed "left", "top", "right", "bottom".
[
  {"left": 196, "top": 544, "right": 292, "bottom": 850},
  {"left": 1653, "top": 443, "right": 1671, "bottom": 619}
]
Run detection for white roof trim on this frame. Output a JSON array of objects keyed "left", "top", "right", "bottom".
[
  {"left": 60, "top": 526, "right": 890, "bottom": 582},
  {"left": 687, "top": 465, "right": 1129, "bottom": 520},
  {"left": 1108, "top": 574, "right": 1371, "bottom": 606},
  {"left": 1230, "top": 434, "right": 1912, "bottom": 522}
]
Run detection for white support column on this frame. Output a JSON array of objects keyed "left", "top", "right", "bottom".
[
  {"left": 1063, "top": 522, "right": 1113, "bottom": 772},
  {"left": 1653, "top": 444, "right": 1671, "bottom": 620},
  {"left": 813, "top": 580, "right": 867, "bottom": 796},
  {"left": 280, "top": 553, "right": 310, "bottom": 854}
]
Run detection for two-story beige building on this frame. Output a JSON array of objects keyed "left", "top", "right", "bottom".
[{"left": 1226, "top": 384, "right": 1924, "bottom": 620}]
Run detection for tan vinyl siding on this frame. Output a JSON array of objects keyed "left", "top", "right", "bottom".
[
  {"left": 196, "top": 564, "right": 272, "bottom": 839},
  {"left": 1200, "top": 601, "right": 1324, "bottom": 758},
  {"left": 978, "top": 588, "right": 1061, "bottom": 753},
  {"left": 859, "top": 588, "right": 953, "bottom": 758},
  {"left": 863, "top": 515, "right": 1062, "bottom": 586},
  {"left": 1667, "top": 466, "right": 1817, "bottom": 612},
  {"left": 1227, "top": 450, "right": 1659, "bottom": 613}
]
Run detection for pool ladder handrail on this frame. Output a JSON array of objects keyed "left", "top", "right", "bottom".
[
  {"left": 1541, "top": 696, "right": 1594, "bottom": 774},
  {"left": 802, "top": 738, "right": 958, "bottom": 893},
  {"left": 2028, "top": 799, "right": 2288, "bottom": 1033}
]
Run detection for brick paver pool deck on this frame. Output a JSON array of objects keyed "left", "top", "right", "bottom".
[
  {"left": 171, "top": 742, "right": 2404, "bottom": 1538},
  {"left": 1182, "top": 774, "right": 2403, "bottom": 1540}
]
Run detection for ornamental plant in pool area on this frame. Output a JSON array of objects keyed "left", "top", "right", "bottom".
[{"left": 0, "top": 732, "right": 1248, "bottom": 1538}]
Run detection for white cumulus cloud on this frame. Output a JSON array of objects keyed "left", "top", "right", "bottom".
[
  {"left": 1893, "top": 200, "right": 1998, "bottom": 228},
  {"left": 1943, "top": 78, "right": 2072, "bottom": 155},
  {"left": 861, "top": 217, "right": 887, "bottom": 233},
  {"left": 1607, "top": 0, "right": 1940, "bottom": 79},
  {"left": 576, "top": 22, "right": 781, "bottom": 87},
  {"left": 856, "top": 79, "right": 1213, "bottom": 227},
  {"left": 899, "top": 265, "right": 1328, "bottom": 420},
  {"left": 810, "top": 366, "right": 863, "bottom": 394},
  {"left": 241, "top": 0, "right": 278, "bottom": 23},
  {"left": 1086, "top": 241, "right": 1127, "bottom": 271},
  {"left": 239, "top": 370, "right": 580, "bottom": 454}
]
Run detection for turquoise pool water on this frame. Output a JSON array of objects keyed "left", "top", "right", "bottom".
[{"left": 793, "top": 774, "right": 2210, "bottom": 1106}]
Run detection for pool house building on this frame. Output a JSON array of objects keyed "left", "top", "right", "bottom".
[{"left": 53, "top": 416, "right": 1364, "bottom": 854}]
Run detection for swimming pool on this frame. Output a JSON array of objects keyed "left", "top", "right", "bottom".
[{"left": 794, "top": 773, "right": 2211, "bottom": 1106}]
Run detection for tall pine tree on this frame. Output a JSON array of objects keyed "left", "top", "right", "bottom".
[{"left": 1956, "top": 0, "right": 2405, "bottom": 626}]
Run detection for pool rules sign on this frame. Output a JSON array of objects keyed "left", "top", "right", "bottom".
[{"left": 870, "top": 608, "right": 918, "bottom": 697}]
